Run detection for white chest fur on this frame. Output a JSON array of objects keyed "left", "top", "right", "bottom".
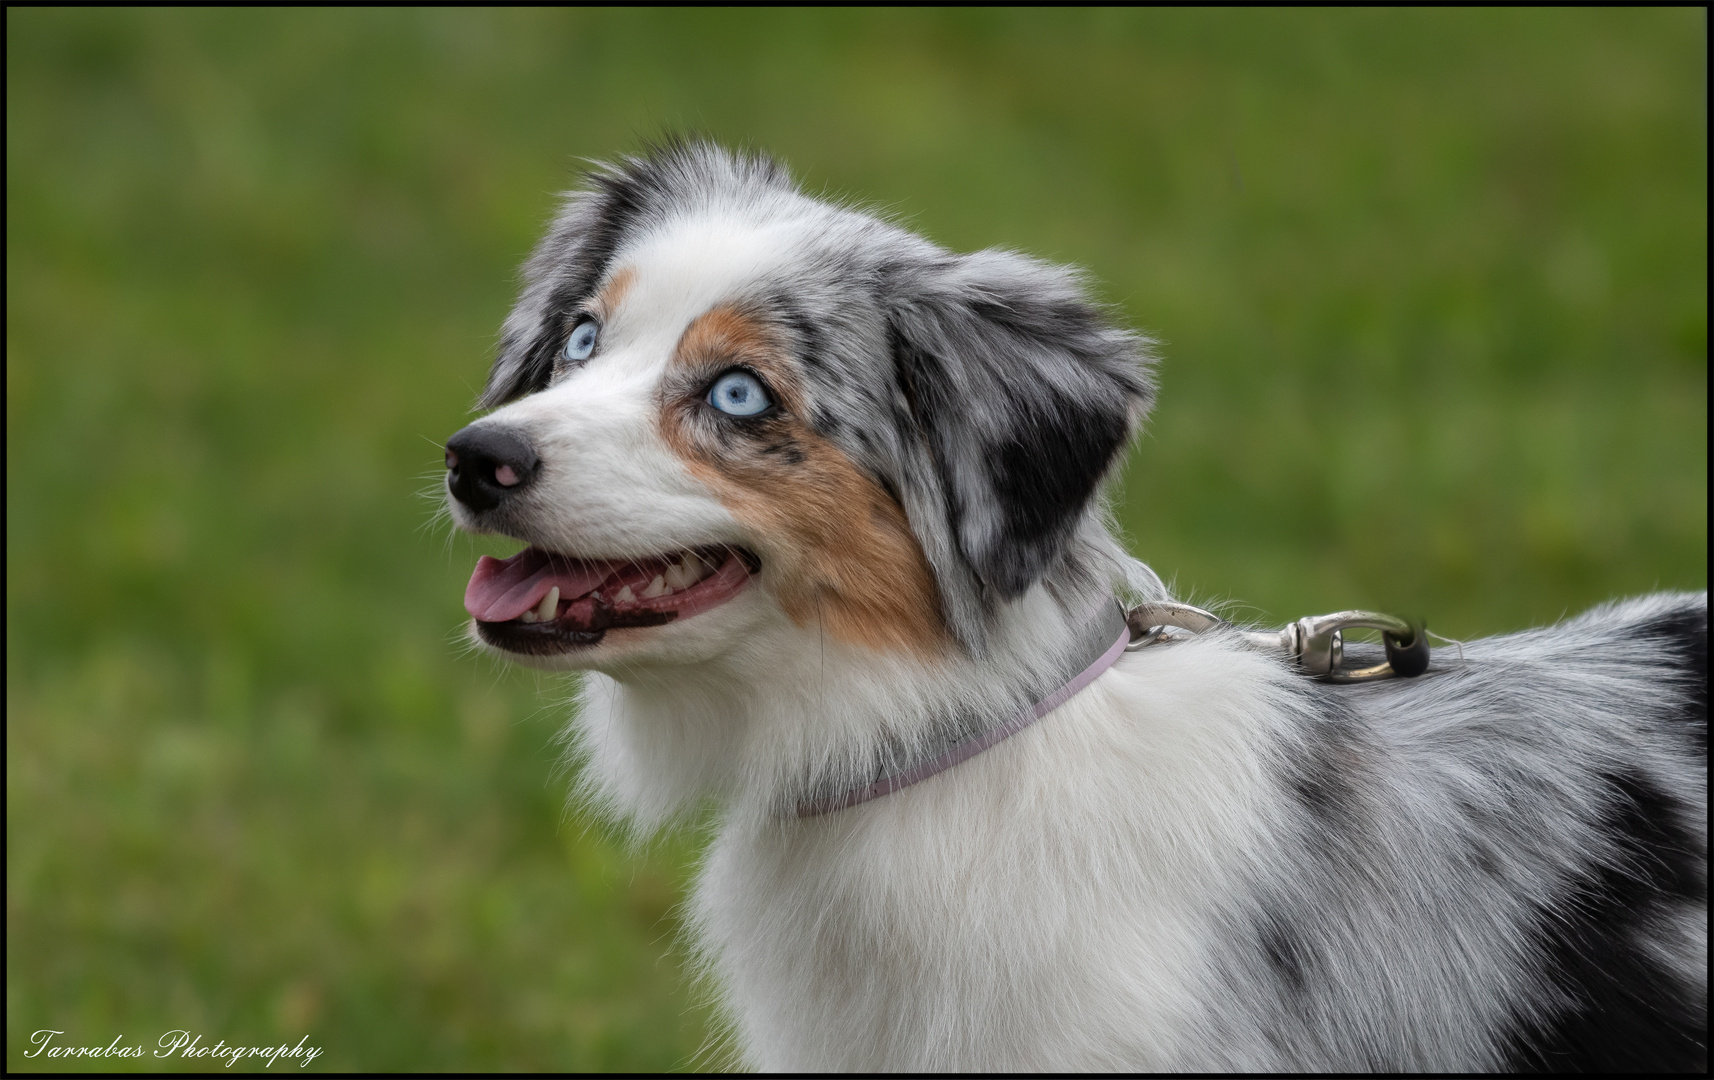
[{"left": 681, "top": 639, "right": 1296, "bottom": 1071}]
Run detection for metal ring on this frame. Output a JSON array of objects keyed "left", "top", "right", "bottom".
[
  {"left": 1123, "top": 602, "right": 1429, "bottom": 681},
  {"left": 1125, "top": 602, "right": 1226, "bottom": 650},
  {"left": 1293, "top": 611, "right": 1426, "bottom": 681}
]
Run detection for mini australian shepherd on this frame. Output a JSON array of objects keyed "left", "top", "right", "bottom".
[{"left": 444, "top": 140, "right": 1706, "bottom": 1072}]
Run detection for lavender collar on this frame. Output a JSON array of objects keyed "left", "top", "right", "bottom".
[{"left": 795, "top": 602, "right": 1132, "bottom": 817}]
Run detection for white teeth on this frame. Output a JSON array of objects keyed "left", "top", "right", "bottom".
[
  {"left": 664, "top": 555, "right": 702, "bottom": 591},
  {"left": 534, "top": 586, "right": 559, "bottom": 623},
  {"left": 614, "top": 584, "right": 635, "bottom": 604},
  {"left": 518, "top": 610, "right": 538, "bottom": 624},
  {"left": 641, "top": 575, "right": 666, "bottom": 599}
]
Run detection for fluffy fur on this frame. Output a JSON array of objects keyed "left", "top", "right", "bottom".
[{"left": 447, "top": 140, "right": 1707, "bottom": 1071}]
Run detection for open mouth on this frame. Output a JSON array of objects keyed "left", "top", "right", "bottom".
[{"left": 465, "top": 545, "right": 759, "bottom": 654}]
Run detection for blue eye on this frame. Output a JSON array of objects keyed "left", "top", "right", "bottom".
[
  {"left": 706, "top": 370, "right": 772, "bottom": 417},
  {"left": 563, "top": 319, "right": 599, "bottom": 363}
]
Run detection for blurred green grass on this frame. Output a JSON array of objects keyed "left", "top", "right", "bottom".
[{"left": 6, "top": 8, "right": 1704, "bottom": 1072}]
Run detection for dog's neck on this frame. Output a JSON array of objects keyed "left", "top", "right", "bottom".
[
  {"left": 793, "top": 598, "right": 1131, "bottom": 817},
  {"left": 568, "top": 531, "right": 1164, "bottom": 830}
]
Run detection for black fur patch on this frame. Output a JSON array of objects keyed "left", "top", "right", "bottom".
[
  {"left": 758, "top": 438, "right": 806, "bottom": 465},
  {"left": 1502, "top": 769, "right": 1709, "bottom": 1072},
  {"left": 769, "top": 291, "right": 829, "bottom": 376},
  {"left": 1258, "top": 910, "right": 1312, "bottom": 997},
  {"left": 985, "top": 383, "right": 1129, "bottom": 558},
  {"left": 1638, "top": 604, "right": 1709, "bottom": 754},
  {"left": 1282, "top": 688, "right": 1369, "bottom": 830}
]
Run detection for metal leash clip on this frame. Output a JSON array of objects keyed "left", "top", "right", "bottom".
[{"left": 1125, "top": 602, "right": 1430, "bottom": 683}]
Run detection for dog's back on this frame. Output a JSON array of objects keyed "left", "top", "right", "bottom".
[
  {"left": 694, "top": 591, "right": 1706, "bottom": 1071},
  {"left": 1223, "top": 590, "right": 1706, "bottom": 1071}
]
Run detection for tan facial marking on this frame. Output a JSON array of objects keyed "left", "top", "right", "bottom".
[
  {"left": 592, "top": 266, "right": 636, "bottom": 320},
  {"left": 662, "top": 305, "right": 948, "bottom": 657}
]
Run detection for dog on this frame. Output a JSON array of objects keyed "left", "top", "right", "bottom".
[{"left": 443, "top": 139, "right": 1707, "bottom": 1071}]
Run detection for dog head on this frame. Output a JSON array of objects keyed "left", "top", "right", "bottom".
[{"left": 446, "top": 140, "right": 1154, "bottom": 671}]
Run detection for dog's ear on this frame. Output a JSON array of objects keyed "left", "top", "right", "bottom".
[{"left": 883, "top": 249, "right": 1154, "bottom": 606}]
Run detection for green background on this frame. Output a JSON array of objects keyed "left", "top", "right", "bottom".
[{"left": 7, "top": 8, "right": 1705, "bottom": 1072}]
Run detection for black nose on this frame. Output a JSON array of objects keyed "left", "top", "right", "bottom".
[{"left": 444, "top": 424, "right": 540, "bottom": 513}]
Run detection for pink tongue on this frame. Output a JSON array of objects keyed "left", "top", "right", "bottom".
[{"left": 464, "top": 547, "right": 619, "bottom": 623}]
